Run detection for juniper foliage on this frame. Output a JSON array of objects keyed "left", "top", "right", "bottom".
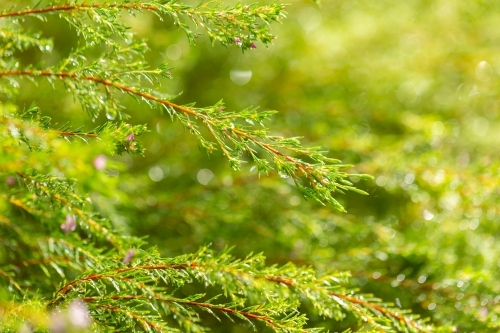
[{"left": 0, "top": 0, "right": 495, "bottom": 332}]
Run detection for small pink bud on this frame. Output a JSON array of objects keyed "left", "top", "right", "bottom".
[
  {"left": 126, "top": 133, "right": 135, "bottom": 141},
  {"left": 61, "top": 215, "right": 76, "bottom": 235},
  {"left": 68, "top": 300, "right": 91, "bottom": 328},
  {"left": 122, "top": 249, "right": 135, "bottom": 264},
  {"left": 219, "top": 107, "right": 226, "bottom": 110},
  {"left": 93, "top": 155, "right": 107, "bottom": 171},
  {"left": 217, "top": 13, "right": 222, "bottom": 17},
  {"left": 234, "top": 37, "right": 241, "bottom": 44},
  {"left": 245, "top": 5, "right": 250, "bottom": 10},
  {"left": 5, "top": 176, "right": 15, "bottom": 186},
  {"left": 250, "top": 43, "right": 257, "bottom": 49}
]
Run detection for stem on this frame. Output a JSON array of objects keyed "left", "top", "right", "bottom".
[
  {"left": 330, "top": 292, "right": 429, "bottom": 332},
  {"left": 0, "top": 4, "right": 158, "bottom": 18},
  {"left": 54, "top": 263, "right": 197, "bottom": 296}
]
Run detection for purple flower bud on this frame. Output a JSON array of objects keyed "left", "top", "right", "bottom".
[
  {"left": 126, "top": 133, "right": 135, "bottom": 142},
  {"left": 5, "top": 176, "right": 15, "bottom": 186},
  {"left": 250, "top": 43, "right": 257, "bottom": 49},
  {"left": 68, "top": 300, "right": 91, "bottom": 328},
  {"left": 61, "top": 215, "right": 76, "bottom": 235},
  {"left": 93, "top": 155, "right": 106, "bottom": 171},
  {"left": 234, "top": 37, "right": 242, "bottom": 44},
  {"left": 122, "top": 249, "right": 135, "bottom": 264}
]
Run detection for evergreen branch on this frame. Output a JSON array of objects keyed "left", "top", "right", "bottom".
[
  {"left": 0, "top": 69, "right": 370, "bottom": 210},
  {"left": 53, "top": 264, "right": 195, "bottom": 298},
  {"left": 0, "top": 3, "right": 159, "bottom": 17},
  {"left": 0, "top": 1, "right": 286, "bottom": 50},
  {"left": 50, "top": 259, "right": 309, "bottom": 331},
  {"left": 329, "top": 292, "right": 430, "bottom": 333},
  {"left": 97, "top": 303, "right": 171, "bottom": 332},
  {"left": 49, "top": 249, "right": 428, "bottom": 332},
  {"left": 83, "top": 295, "right": 303, "bottom": 332},
  {"left": 1, "top": 104, "right": 147, "bottom": 155},
  {"left": 184, "top": 250, "right": 430, "bottom": 332},
  {"left": 14, "top": 171, "right": 126, "bottom": 249}
]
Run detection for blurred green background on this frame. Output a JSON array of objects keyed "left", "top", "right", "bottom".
[{"left": 5, "top": 0, "right": 500, "bottom": 330}]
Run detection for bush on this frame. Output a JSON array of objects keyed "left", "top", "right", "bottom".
[{"left": 1, "top": 1, "right": 498, "bottom": 332}]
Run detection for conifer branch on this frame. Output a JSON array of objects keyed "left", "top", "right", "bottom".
[
  {"left": 15, "top": 171, "right": 122, "bottom": 248},
  {"left": 0, "top": 69, "right": 370, "bottom": 210},
  {"left": 329, "top": 292, "right": 430, "bottom": 333},
  {"left": 0, "top": 1, "right": 286, "bottom": 50}
]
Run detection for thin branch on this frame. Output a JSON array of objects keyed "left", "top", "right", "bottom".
[
  {"left": 0, "top": 70, "right": 338, "bottom": 202},
  {"left": 0, "top": 4, "right": 158, "bottom": 18},
  {"left": 82, "top": 295, "right": 289, "bottom": 331},
  {"left": 54, "top": 263, "right": 196, "bottom": 296},
  {"left": 329, "top": 292, "right": 429, "bottom": 332}
]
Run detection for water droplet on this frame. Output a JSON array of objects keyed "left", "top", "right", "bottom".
[
  {"left": 397, "top": 82, "right": 418, "bottom": 105},
  {"left": 197, "top": 169, "right": 214, "bottom": 185},
  {"left": 476, "top": 61, "right": 493, "bottom": 82},
  {"left": 289, "top": 196, "right": 300, "bottom": 206},
  {"left": 469, "top": 219, "right": 479, "bottom": 230},
  {"left": 230, "top": 69, "right": 252, "bottom": 85},
  {"left": 473, "top": 117, "right": 489, "bottom": 136},
  {"left": 418, "top": 275, "right": 427, "bottom": 283},
  {"left": 404, "top": 173, "right": 415, "bottom": 185},
  {"left": 166, "top": 44, "right": 182, "bottom": 60},
  {"left": 105, "top": 112, "right": 116, "bottom": 120},
  {"left": 279, "top": 172, "right": 289, "bottom": 179},
  {"left": 423, "top": 209, "right": 434, "bottom": 220},
  {"left": 376, "top": 176, "right": 387, "bottom": 186},
  {"left": 298, "top": 7, "right": 322, "bottom": 31},
  {"left": 149, "top": 166, "right": 164, "bottom": 182}
]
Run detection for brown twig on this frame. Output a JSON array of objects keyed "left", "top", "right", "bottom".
[{"left": 0, "top": 4, "right": 158, "bottom": 18}]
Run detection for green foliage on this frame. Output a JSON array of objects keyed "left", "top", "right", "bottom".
[{"left": 0, "top": 0, "right": 498, "bottom": 332}]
